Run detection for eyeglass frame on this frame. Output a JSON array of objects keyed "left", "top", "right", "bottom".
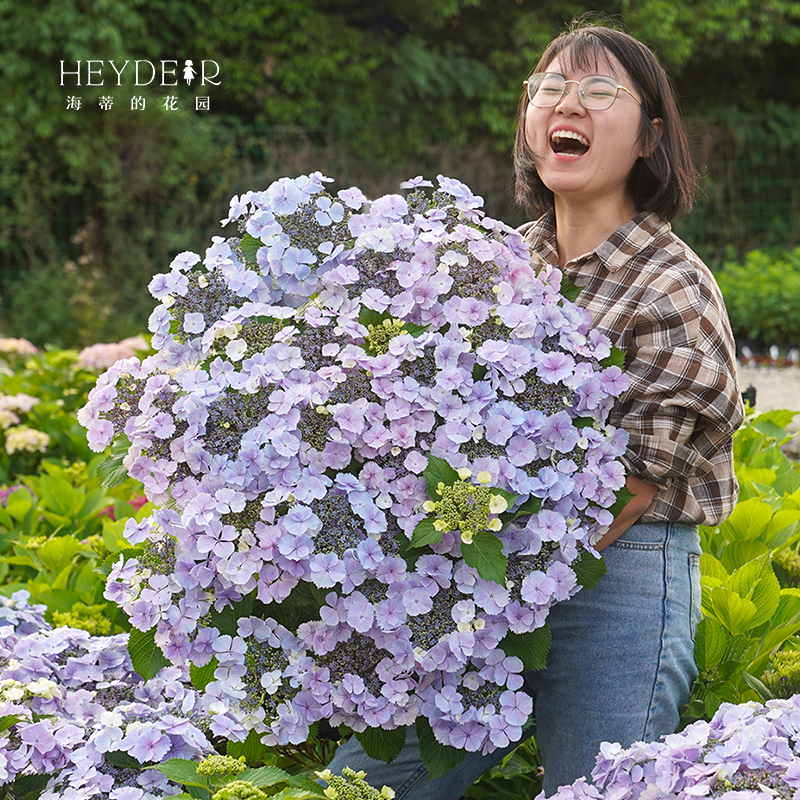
[{"left": 523, "top": 72, "right": 643, "bottom": 111}]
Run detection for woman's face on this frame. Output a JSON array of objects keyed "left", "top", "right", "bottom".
[{"left": 524, "top": 50, "right": 645, "bottom": 212}]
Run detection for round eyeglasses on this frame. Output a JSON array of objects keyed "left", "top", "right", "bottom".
[{"left": 523, "top": 73, "right": 642, "bottom": 111}]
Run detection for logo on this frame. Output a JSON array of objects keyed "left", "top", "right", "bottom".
[
  {"left": 59, "top": 59, "right": 221, "bottom": 87},
  {"left": 60, "top": 59, "right": 221, "bottom": 113}
]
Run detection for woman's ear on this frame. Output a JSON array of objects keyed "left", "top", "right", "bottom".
[{"left": 640, "top": 117, "right": 664, "bottom": 157}]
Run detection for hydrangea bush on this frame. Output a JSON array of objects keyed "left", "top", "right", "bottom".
[
  {"left": 545, "top": 697, "right": 800, "bottom": 800},
  {"left": 78, "top": 174, "right": 630, "bottom": 766},
  {"left": 0, "top": 593, "right": 239, "bottom": 798}
]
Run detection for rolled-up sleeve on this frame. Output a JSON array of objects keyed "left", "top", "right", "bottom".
[{"left": 611, "top": 268, "right": 744, "bottom": 522}]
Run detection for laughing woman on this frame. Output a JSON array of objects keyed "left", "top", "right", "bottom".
[{"left": 326, "top": 22, "right": 744, "bottom": 798}]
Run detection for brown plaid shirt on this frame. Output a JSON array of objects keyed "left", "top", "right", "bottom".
[{"left": 519, "top": 211, "right": 744, "bottom": 525}]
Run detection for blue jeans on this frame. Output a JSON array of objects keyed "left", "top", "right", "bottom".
[{"left": 325, "top": 522, "right": 702, "bottom": 798}]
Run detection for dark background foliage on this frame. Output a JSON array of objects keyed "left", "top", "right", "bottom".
[{"left": 1, "top": 0, "right": 799, "bottom": 346}]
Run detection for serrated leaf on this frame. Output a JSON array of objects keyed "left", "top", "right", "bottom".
[
  {"left": 96, "top": 547, "right": 143, "bottom": 578},
  {"left": 461, "top": 531, "right": 506, "bottom": 584},
  {"left": 415, "top": 717, "right": 465, "bottom": 779},
  {"left": 238, "top": 766, "right": 294, "bottom": 787},
  {"left": 571, "top": 549, "right": 607, "bottom": 590},
  {"left": 423, "top": 455, "right": 459, "bottom": 501},
  {"left": 559, "top": 275, "right": 582, "bottom": 303},
  {"left": 354, "top": 726, "right": 407, "bottom": 764},
  {"left": 207, "top": 592, "right": 255, "bottom": 637},
  {"left": 190, "top": 657, "right": 218, "bottom": 691},
  {"left": 128, "top": 626, "right": 170, "bottom": 680},
  {"left": 0, "top": 714, "right": 24, "bottom": 732},
  {"left": 358, "top": 307, "right": 387, "bottom": 327},
  {"left": 105, "top": 750, "right": 144, "bottom": 769},
  {"left": 599, "top": 346, "right": 626, "bottom": 369},
  {"left": 239, "top": 234, "right": 263, "bottom": 264},
  {"left": 506, "top": 495, "right": 541, "bottom": 522},
  {"left": 607, "top": 486, "right": 634, "bottom": 518},
  {"left": 500, "top": 625, "right": 551, "bottom": 671},
  {"left": 97, "top": 435, "right": 132, "bottom": 488},
  {"left": 227, "top": 728, "right": 270, "bottom": 766},
  {"left": 410, "top": 518, "right": 443, "bottom": 549},
  {"left": 693, "top": 617, "right": 728, "bottom": 670},
  {"left": 146, "top": 759, "right": 208, "bottom": 787}
]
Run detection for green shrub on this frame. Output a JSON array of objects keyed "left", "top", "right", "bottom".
[{"left": 716, "top": 247, "right": 800, "bottom": 346}]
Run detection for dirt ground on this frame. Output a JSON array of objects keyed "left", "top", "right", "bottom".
[{"left": 736, "top": 364, "right": 800, "bottom": 458}]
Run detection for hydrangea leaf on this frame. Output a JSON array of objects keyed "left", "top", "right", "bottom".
[
  {"left": 500, "top": 625, "right": 551, "bottom": 671},
  {"left": 190, "top": 656, "right": 218, "bottom": 691},
  {"left": 105, "top": 750, "right": 144, "bottom": 769},
  {"left": 505, "top": 495, "right": 542, "bottom": 523},
  {"left": 693, "top": 617, "right": 728, "bottom": 670},
  {"left": 423, "top": 455, "right": 460, "bottom": 501},
  {"left": 410, "top": 518, "right": 443, "bottom": 549},
  {"left": 145, "top": 759, "right": 209, "bottom": 788},
  {"left": 571, "top": 549, "right": 607, "bottom": 590},
  {"left": 238, "top": 766, "right": 293, "bottom": 787},
  {"left": 559, "top": 275, "right": 582, "bottom": 302},
  {"left": 227, "top": 728, "right": 270, "bottom": 767},
  {"left": 461, "top": 531, "right": 507, "bottom": 585},
  {"left": 0, "top": 714, "right": 24, "bottom": 732},
  {"left": 354, "top": 724, "right": 407, "bottom": 763},
  {"left": 207, "top": 592, "right": 255, "bottom": 637},
  {"left": 599, "top": 346, "right": 626, "bottom": 369},
  {"left": 96, "top": 547, "right": 144, "bottom": 578},
  {"left": 607, "top": 485, "right": 634, "bottom": 518},
  {"left": 415, "top": 717, "right": 466, "bottom": 778},
  {"left": 128, "top": 625, "right": 170, "bottom": 680},
  {"left": 96, "top": 434, "right": 133, "bottom": 488},
  {"left": 239, "top": 233, "right": 263, "bottom": 265}
]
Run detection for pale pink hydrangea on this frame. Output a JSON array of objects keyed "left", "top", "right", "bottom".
[{"left": 0, "top": 337, "right": 38, "bottom": 356}]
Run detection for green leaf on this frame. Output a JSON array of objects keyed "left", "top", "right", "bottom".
[
  {"left": 0, "top": 713, "right": 24, "bottom": 732},
  {"left": 97, "top": 435, "right": 132, "bottom": 488},
  {"left": 707, "top": 586, "right": 758, "bottom": 635},
  {"left": 720, "top": 540, "right": 769, "bottom": 573},
  {"left": 423, "top": 455, "right": 459, "bottom": 501},
  {"left": 693, "top": 617, "right": 728, "bottom": 670},
  {"left": 37, "top": 535, "right": 81, "bottom": 573},
  {"left": 227, "top": 728, "right": 270, "bottom": 766},
  {"left": 500, "top": 625, "right": 551, "bottom": 671},
  {"left": 571, "top": 549, "right": 607, "bottom": 590},
  {"left": 207, "top": 592, "right": 255, "bottom": 637},
  {"left": 461, "top": 531, "right": 507, "bottom": 584},
  {"left": 354, "top": 726, "right": 407, "bottom": 764},
  {"left": 607, "top": 486, "right": 634, "bottom": 519},
  {"left": 147, "top": 759, "right": 208, "bottom": 787},
  {"left": 410, "top": 518, "right": 443, "bottom": 549},
  {"left": 559, "top": 275, "right": 582, "bottom": 303},
  {"left": 96, "top": 547, "right": 143, "bottom": 578},
  {"left": 239, "top": 233, "right": 263, "bottom": 265},
  {"left": 105, "top": 750, "right": 143, "bottom": 769},
  {"left": 598, "top": 346, "right": 626, "bottom": 369},
  {"left": 718, "top": 497, "right": 773, "bottom": 541},
  {"left": 128, "top": 626, "right": 170, "bottom": 680},
  {"left": 190, "top": 657, "right": 218, "bottom": 691},
  {"left": 239, "top": 766, "right": 293, "bottom": 787},
  {"left": 505, "top": 495, "right": 541, "bottom": 522},
  {"left": 415, "top": 717, "right": 465, "bottom": 779},
  {"left": 358, "top": 307, "right": 387, "bottom": 328},
  {"left": 699, "top": 551, "right": 729, "bottom": 580}
]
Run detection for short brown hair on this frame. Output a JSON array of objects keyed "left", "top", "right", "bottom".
[{"left": 513, "top": 23, "right": 696, "bottom": 221}]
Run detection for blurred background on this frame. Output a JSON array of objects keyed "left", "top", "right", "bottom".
[{"left": 1, "top": 0, "right": 798, "bottom": 349}]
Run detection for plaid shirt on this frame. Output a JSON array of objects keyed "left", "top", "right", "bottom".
[{"left": 519, "top": 211, "right": 744, "bottom": 525}]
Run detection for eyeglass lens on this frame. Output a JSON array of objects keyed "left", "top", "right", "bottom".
[{"left": 527, "top": 73, "right": 621, "bottom": 110}]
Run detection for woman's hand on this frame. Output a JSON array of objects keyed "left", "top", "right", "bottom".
[{"left": 593, "top": 475, "right": 658, "bottom": 552}]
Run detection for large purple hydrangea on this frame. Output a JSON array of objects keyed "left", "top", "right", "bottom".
[
  {"left": 546, "top": 697, "right": 800, "bottom": 800},
  {"left": 79, "top": 174, "right": 629, "bottom": 755}
]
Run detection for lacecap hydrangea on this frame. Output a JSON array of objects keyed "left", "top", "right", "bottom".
[{"left": 79, "top": 174, "right": 630, "bottom": 759}]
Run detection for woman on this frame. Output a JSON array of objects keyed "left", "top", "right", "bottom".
[{"left": 326, "top": 22, "right": 744, "bottom": 798}]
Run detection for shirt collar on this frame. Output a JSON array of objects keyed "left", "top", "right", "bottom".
[{"left": 521, "top": 210, "right": 672, "bottom": 273}]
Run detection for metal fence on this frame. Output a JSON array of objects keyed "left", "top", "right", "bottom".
[{"left": 2, "top": 120, "right": 799, "bottom": 289}]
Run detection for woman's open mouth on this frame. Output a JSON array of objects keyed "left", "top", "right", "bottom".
[{"left": 550, "top": 130, "right": 590, "bottom": 157}]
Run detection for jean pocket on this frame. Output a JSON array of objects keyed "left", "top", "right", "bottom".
[{"left": 689, "top": 552, "right": 701, "bottom": 640}]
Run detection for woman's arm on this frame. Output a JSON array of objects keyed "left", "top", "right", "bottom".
[{"left": 593, "top": 474, "right": 658, "bottom": 552}]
